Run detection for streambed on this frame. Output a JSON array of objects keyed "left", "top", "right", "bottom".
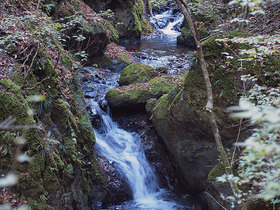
[{"left": 83, "top": 8, "right": 202, "bottom": 210}]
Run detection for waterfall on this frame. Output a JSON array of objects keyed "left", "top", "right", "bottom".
[{"left": 89, "top": 100, "right": 189, "bottom": 209}]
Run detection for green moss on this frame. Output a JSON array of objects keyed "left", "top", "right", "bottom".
[
  {"left": 16, "top": 154, "right": 48, "bottom": 209},
  {"left": 106, "top": 75, "right": 180, "bottom": 107},
  {"left": 104, "top": 22, "right": 119, "bottom": 43},
  {"left": 202, "top": 32, "right": 249, "bottom": 58},
  {"left": 13, "top": 70, "right": 39, "bottom": 95},
  {"left": 0, "top": 131, "right": 16, "bottom": 169},
  {"left": 43, "top": 167, "right": 60, "bottom": 192},
  {"left": 207, "top": 162, "right": 225, "bottom": 183},
  {"left": 152, "top": 94, "right": 170, "bottom": 120},
  {"left": 52, "top": 98, "right": 77, "bottom": 129},
  {"left": 29, "top": 199, "right": 49, "bottom": 210},
  {"left": 145, "top": 98, "right": 158, "bottom": 113},
  {"left": 0, "top": 79, "right": 42, "bottom": 151},
  {"left": 118, "top": 54, "right": 133, "bottom": 67},
  {"left": 61, "top": 52, "right": 73, "bottom": 70},
  {"left": 77, "top": 114, "right": 96, "bottom": 150},
  {"left": 155, "top": 67, "right": 168, "bottom": 74},
  {"left": 30, "top": 154, "right": 45, "bottom": 179},
  {"left": 43, "top": 55, "right": 57, "bottom": 77},
  {"left": 0, "top": 79, "right": 26, "bottom": 104},
  {"left": 51, "top": 33, "right": 73, "bottom": 70},
  {"left": 120, "top": 63, "right": 156, "bottom": 85},
  {"left": 131, "top": 0, "right": 152, "bottom": 37},
  {"left": 0, "top": 80, "right": 35, "bottom": 128},
  {"left": 52, "top": 151, "right": 65, "bottom": 169}
]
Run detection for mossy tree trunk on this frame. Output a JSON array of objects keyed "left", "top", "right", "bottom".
[{"left": 175, "top": 0, "right": 247, "bottom": 209}]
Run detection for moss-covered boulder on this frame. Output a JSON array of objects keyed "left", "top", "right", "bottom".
[
  {"left": 177, "top": 26, "right": 209, "bottom": 48},
  {"left": 106, "top": 75, "right": 183, "bottom": 108},
  {"left": 57, "top": 0, "right": 119, "bottom": 64},
  {"left": 151, "top": 33, "right": 255, "bottom": 193},
  {"left": 119, "top": 63, "right": 156, "bottom": 85},
  {"left": 101, "top": 43, "right": 136, "bottom": 71},
  {"left": 84, "top": 0, "right": 152, "bottom": 39}
]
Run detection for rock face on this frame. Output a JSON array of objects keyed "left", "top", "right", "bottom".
[
  {"left": 0, "top": 1, "right": 114, "bottom": 209},
  {"left": 84, "top": 0, "right": 152, "bottom": 39},
  {"left": 57, "top": 0, "right": 119, "bottom": 64},
  {"left": 151, "top": 34, "right": 248, "bottom": 193},
  {"left": 177, "top": 27, "right": 209, "bottom": 48}
]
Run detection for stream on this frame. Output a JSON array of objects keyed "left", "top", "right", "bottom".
[{"left": 83, "top": 8, "right": 201, "bottom": 210}]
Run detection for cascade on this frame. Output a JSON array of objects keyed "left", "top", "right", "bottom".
[
  {"left": 84, "top": 9, "right": 201, "bottom": 210},
  {"left": 90, "top": 101, "right": 191, "bottom": 209}
]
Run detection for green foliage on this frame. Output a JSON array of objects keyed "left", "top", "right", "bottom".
[
  {"left": 188, "top": 1, "right": 220, "bottom": 23},
  {"left": 98, "top": 9, "right": 114, "bottom": 20},
  {"left": 217, "top": 84, "right": 280, "bottom": 206},
  {"left": 151, "top": 0, "right": 166, "bottom": 8},
  {"left": 0, "top": 12, "right": 64, "bottom": 52}
]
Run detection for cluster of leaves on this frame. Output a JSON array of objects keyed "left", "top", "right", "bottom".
[
  {"left": 218, "top": 83, "right": 280, "bottom": 206},
  {"left": 0, "top": 96, "right": 46, "bottom": 209},
  {"left": 98, "top": 9, "right": 114, "bottom": 20},
  {"left": 188, "top": 1, "right": 220, "bottom": 23},
  {"left": 212, "top": 1, "right": 280, "bottom": 207},
  {"left": 0, "top": 12, "right": 63, "bottom": 53},
  {"left": 151, "top": 0, "right": 167, "bottom": 8},
  {"left": 0, "top": 11, "right": 91, "bottom": 69},
  {"left": 216, "top": 34, "right": 280, "bottom": 87},
  {"left": 217, "top": 35, "right": 280, "bottom": 61}
]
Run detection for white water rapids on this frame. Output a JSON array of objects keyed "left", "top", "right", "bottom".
[{"left": 91, "top": 101, "right": 188, "bottom": 209}]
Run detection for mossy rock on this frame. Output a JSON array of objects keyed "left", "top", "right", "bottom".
[
  {"left": 119, "top": 63, "right": 156, "bottom": 85},
  {"left": 131, "top": 0, "right": 152, "bottom": 38},
  {"left": 151, "top": 33, "right": 257, "bottom": 193},
  {"left": 155, "top": 66, "right": 168, "bottom": 74},
  {"left": 106, "top": 75, "right": 182, "bottom": 108},
  {"left": 104, "top": 22, "right": 119, "bottom": 43},
  {"left": 202, "top": 32, "right": 280, "bottom": 87},
  {"left": 202, "top": 31, "right": 250, "bottom": 58},
  {"left": 207, "top": 162, "right": 225, "bottom": 184},
  {"left": 145, "top": 98, "right": 158, "bottom": 114}
]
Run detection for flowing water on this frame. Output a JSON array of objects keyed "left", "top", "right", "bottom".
[
  {"left": 90, "top": 102, "right": 197, "bottom": 209},
  {"left": 85, "top": 9, "right": 201, "bottom": 210},
  {"left": 120, "top": 9, "right": 193, "bottom": 74}
]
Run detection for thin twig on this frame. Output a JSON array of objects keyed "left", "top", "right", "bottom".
[
  {"left": 23, "top": 43, "right": 39, "bottom": 83},
  {"left": 230, "top": 118, "right": 243, "bottom": 168},
  {"left": 37, "top": 0, "right": 42, "bottom": 10},
  {"left": 24, "top": 76, "right": 51, "bottom": 90},
  {"left": 204, "top": 191, "right": 228, "bottom": 210},
  {"left": 19, "top": 48, "right": 34, "bottom": 71}
]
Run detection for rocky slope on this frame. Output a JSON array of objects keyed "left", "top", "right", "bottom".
[{"left": 0, "top": 0, "right": 152, "bottom": 209}]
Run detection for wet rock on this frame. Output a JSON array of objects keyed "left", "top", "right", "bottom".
[
  {"left": 106, "top": 75, "right": 183, "bottom": 109},
  {"left": 119, "top": 63, "right": 156, "bottom": 86},
  {"left": 84, "top": 0, "right": 152, "bottom": 40},
  {"left": 177, "top": 34, "right": 196, "bottom": 48},
  {"left": 151, "top": 34, "right": 251, "bottom": 194},
  {"left": 145, "top": 98, "right": 158, "bottom": 114}
]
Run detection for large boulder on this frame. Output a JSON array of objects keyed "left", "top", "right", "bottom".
[
  {"left": 106, "top": 75, "right": 183, "bottom": 109},
  {"left": 119, "top": 63, "right": 156, "bottom": 85},
  {"left": 84, "top": 0, "right": 152, "bottom": 39},
  {"left": 57, "top": 0, "right": 119, "bottom": 64},
  {"left": 151, "top": 33, "right": 252, "bottom": 193}
]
